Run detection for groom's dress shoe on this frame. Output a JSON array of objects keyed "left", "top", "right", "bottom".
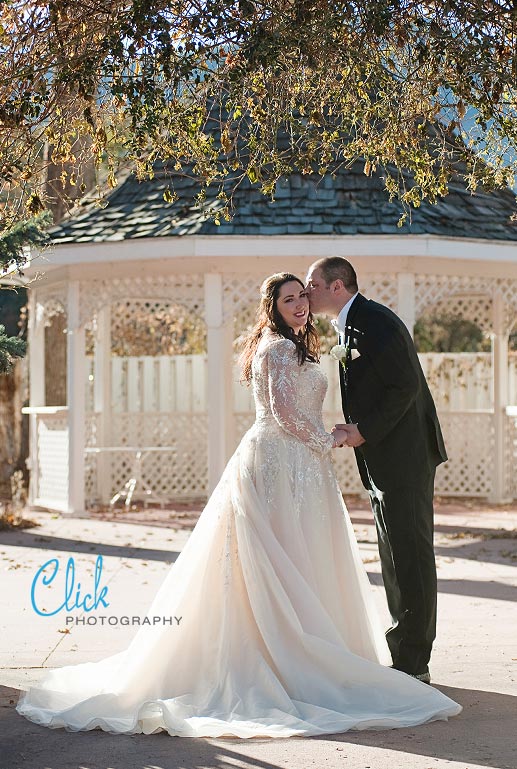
[
  {"left": 390, "top": 666, "right": 431, "bottom": 685},
  {"left": 412, "top": 671, "right": 431, "bottom": 684}
]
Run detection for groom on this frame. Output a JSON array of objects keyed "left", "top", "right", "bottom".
[{"left": 306, "top": 256, "right": 447, "bottom": 684}]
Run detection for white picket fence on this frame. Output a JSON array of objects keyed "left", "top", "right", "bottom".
[{"left": 86, "top": 352, "right": 517, "bottom": 415}]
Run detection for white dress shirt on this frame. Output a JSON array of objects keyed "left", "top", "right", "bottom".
[{"left": 332, "top": 293, "right": 359, "bottom": 336}]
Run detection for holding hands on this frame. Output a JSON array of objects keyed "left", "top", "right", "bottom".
[{"left": 331, "top": 423, "right": 366, "bottom": 448}]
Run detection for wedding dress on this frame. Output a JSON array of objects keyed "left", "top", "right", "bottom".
[{"left": 16, "top": 329, "right": 461, "bottom": 738}]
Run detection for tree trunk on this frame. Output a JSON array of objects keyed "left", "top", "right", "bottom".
[{"left": 0, "top": 359, "right": 28, "bottom": 498}]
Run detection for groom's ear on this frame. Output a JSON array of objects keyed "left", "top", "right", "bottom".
[{"left": 330, "top": 279, "right": 345, "bottom": 293}]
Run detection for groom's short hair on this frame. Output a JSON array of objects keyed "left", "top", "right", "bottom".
[{"left": 313, "top": 257, "right": 358, "bottom": 293}]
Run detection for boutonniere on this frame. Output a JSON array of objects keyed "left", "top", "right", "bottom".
[
  {"left": 330, "top": 344, "right": 361, "bottom": 369},
  {"left": 330, "top": 343, "right": 350, "bottom": 370}
]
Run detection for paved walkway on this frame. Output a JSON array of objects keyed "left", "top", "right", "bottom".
[{"left": 0, "top": 498, "right": 515, "bottom": 769}]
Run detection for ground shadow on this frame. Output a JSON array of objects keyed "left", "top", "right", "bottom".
[
  {"left": 367, "top": 571, "right": 516, "bottom": 602},
  {"left": 0, "top": 530, "right": 180, "bottom": 563},
  {"left": 2, "top": 685, "right": 514, "bottom": 769},
  {"left": 349, "top": 511, "right": 517, "bottom": 540},
  {"left": 349, "top": 512, "right": 517, "bottom": 567},
  {"left": 316, "top": 685, "right": 516, "bottom": 769},
  {"left": 434, "top": 539, "right": 517, "bottom": 566},
  {"left": 0, "top": 685, "right": 288, "bottom": 769}
]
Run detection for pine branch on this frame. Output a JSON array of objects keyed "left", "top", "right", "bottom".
[
  {"left": 0, "top": 324, "right": 27, "bottom": 374},
  {"left": 0, "top": 212, "right": 52, "bottom": 272}
]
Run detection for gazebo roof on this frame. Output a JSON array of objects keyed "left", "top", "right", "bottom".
[{"left": 51, "top": 159, "right": 517, "bottom": 244}]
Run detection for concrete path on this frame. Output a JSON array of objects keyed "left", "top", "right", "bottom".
[{"left": 0, "top": 499, "right": 515, "bottom": 769}]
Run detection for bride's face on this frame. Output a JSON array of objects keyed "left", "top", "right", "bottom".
[{"left": 276, "top": 281, "right": 310, "bottom": 333}]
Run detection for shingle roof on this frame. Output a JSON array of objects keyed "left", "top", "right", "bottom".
[{"left": 50, "top": 158, "right": 517, "bottom": 243}]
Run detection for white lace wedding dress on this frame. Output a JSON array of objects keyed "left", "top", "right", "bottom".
[{"left": 16, "top": 329, "right": 461, "bottom": 738}]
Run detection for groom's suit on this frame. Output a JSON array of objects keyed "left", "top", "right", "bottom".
[{"left": 338, "top": 293, "right": 447, "bottom": 675}]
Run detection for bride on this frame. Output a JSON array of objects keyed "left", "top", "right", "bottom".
[{"left": 16, "top": 272, "right": 461, "bottom": 738}]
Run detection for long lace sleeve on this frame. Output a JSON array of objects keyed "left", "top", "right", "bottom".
[{"left": 266, "top": 338, "right": 334, "bottom": 455}]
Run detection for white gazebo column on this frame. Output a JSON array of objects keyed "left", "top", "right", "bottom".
[
  {"left": 66, "top": 281, "right": 86, "bottom": 515},
  {"left": 490, "top": 290, "right": 510, "bottom": 503},
  {"left": 397, "top": 272, "right": 416, "bottom": 336},
  {"left": 27, "top": 291, "right": 46, "bottom": 505},
  {"left": 93, "top": 305, "right": 112, "bottom": 503},
  {"left": 204, "top": 274, "right": 235, "bottom": 493}
]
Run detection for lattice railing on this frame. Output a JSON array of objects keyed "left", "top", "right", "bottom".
[
  {"left": 505, "top": 410, "right": 517, "bottom": 499},
  {"left": 84, "top": 413, "right": 99, "bottom": 503},
  {"left": 85, "top": 412, "right": 208, "bottom": 504},
  {"left": 435, "top": 411, "right": 494, "bottom": 497},
  {"left": 233, "top": 410, "right": 500, "bottom": 498}
]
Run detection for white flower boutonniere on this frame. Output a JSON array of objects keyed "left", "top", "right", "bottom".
[
  {"left": 330, "top": 343, "right": 350, "bottom": 370},
  {"left": 330, "top": 343, "right": 361, "bottom": 370}
]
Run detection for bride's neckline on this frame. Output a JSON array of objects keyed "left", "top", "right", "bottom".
[{"left": 260, "top": 328, "right": 320, "bottom": 365}]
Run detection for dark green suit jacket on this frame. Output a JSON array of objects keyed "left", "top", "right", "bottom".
[{"left": 338, "top": 293, "right": 447, "bottom": 491}]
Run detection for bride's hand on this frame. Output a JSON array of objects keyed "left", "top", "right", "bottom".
[{"left": 331, "top": 428, "right": 349, "bottom": 448}]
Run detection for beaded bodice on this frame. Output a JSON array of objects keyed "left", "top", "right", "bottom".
[{"left": 251, "top": 329, "right": 334, "bottom": 455}]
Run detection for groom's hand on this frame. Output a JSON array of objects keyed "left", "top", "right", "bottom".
[{"left": 333, "top": 423, "right": 366, "bottom": 448}]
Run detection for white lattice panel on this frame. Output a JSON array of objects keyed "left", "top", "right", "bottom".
[
  {"left": 85, "top": 412, "right": 208, "bottom": 503},
  {"left": 505, "top": 411, "right": 517, "bottom": 499},
  {"left": 498, "top": 280, "right": 517, "bottom": 335},
  {"left": 84, "top": 413, "right": 99, "bottom": 503},
  {"left": 83, "top": 408, "right": 504, "bottom": 502},
  {"left": 36, "top": 413, "right": 69, "bottom": 508},
  {"left": 223, "top": 274, "right": 263, "bottom": 326},
  {"left": 498, "top": 277, "right": 517, "bottom": 310},
  {"left": 435, "top": 411, "right": 494, "bottom": 497},
  {"left": 415, "top": 275, "right": 495, "bottom": 332},
  {"left": 361, "top": 274, "right": 398, "bottom": 311},
  {"left": 36, "top": 283, "right": 67, "bottom": 327},
  {"left": 79, "top": 274, "right": 205, "bottom": 328},
  {"left": 428, "top": 296, "right": 491, "bottom": 333}
]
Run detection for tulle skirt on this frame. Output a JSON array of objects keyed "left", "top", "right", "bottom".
[{"left": 16, "top": 423, "right": 461, "bottom": 737}]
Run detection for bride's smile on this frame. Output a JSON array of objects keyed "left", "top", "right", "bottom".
[{"left": 276, "top": 280, "right": 310, "bottom": 333}]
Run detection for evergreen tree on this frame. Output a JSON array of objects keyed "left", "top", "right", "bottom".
[{"left": 0, "top": 324, "right": 26, "bottom": 374}]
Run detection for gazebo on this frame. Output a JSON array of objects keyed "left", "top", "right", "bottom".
[{"left": 24, "top": 161, "right": 517, "bottom": 515}]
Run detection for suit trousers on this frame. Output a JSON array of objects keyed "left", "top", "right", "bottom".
[{"left": 357, "top": 454, "right": 437, "bottom": 675}]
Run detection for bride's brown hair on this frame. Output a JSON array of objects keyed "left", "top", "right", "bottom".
[{"left": 239, "top": 272, "right": 320, "bottom": 385}]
